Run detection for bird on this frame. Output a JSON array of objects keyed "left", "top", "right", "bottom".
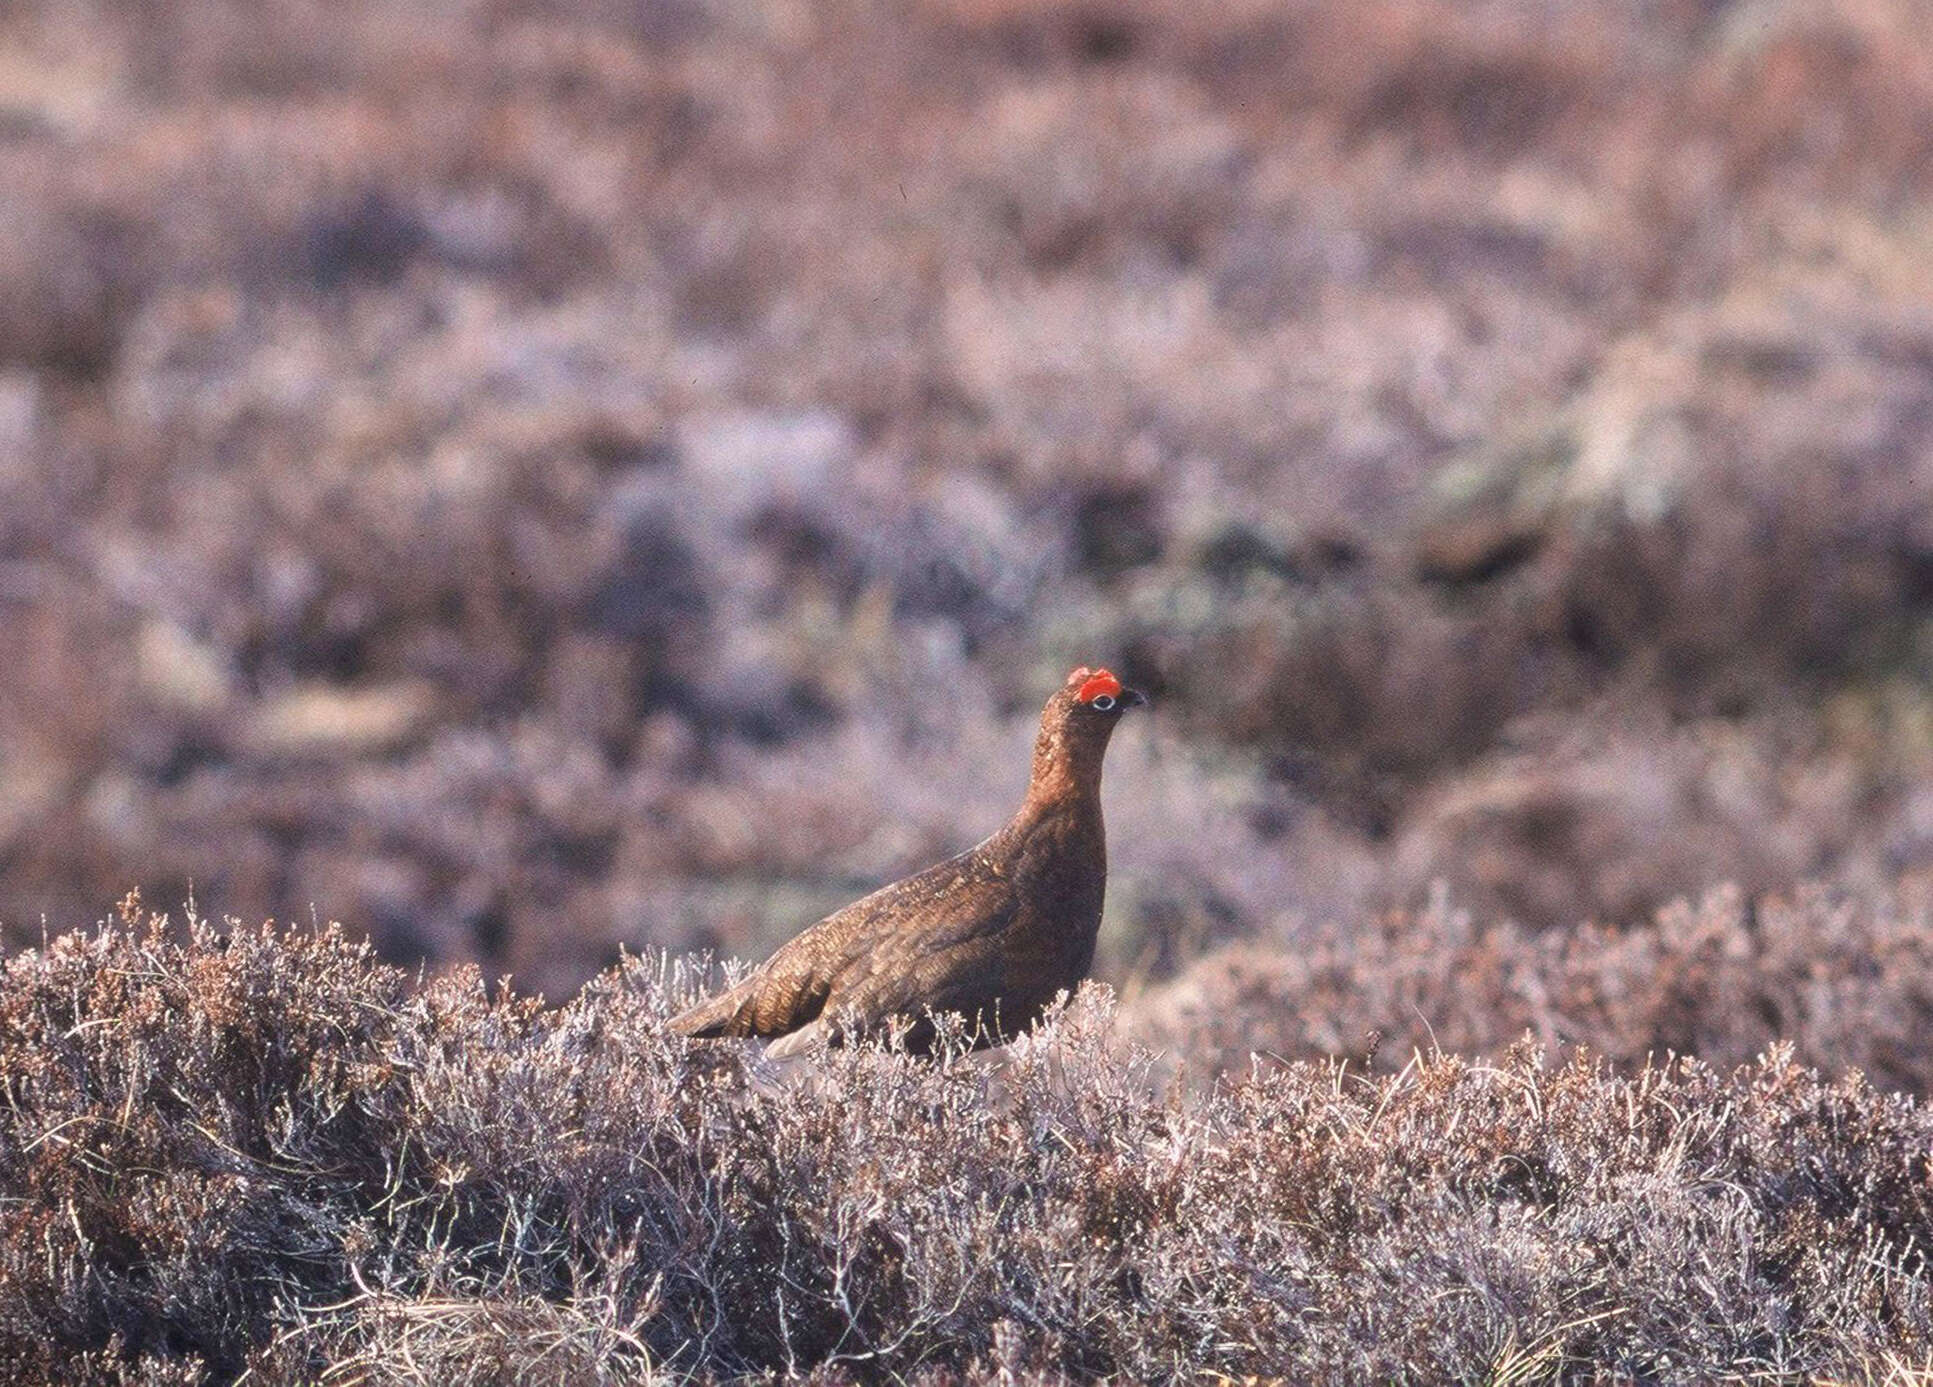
[{"left": 670, "top": 665, "right": 1148, "bottom": 1057}]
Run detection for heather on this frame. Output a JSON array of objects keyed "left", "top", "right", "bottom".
[
  {"left": 3, "top": 912, "right": 1930, "bottom": 1386},
  {"left": 5, "top": 0, "right": 1933, "bottom": 993},
  {"left": 1129, "top": 878, "right": 1933, "bottom": 1093},
  {"left": 5, "top": 1, "right": 1933, "bottom": 1378}
]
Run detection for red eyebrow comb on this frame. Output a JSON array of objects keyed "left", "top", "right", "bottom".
[{"left": 1076, "top": 669, "right": 1123, "bottom": 703}]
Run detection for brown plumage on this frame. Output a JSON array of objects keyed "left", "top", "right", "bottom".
[{"left": 670, "top": 665, "right": 1147, "bottom": 1056}]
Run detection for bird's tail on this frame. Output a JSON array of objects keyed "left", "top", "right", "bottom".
[{"left": 668, "top": 981, "right": 751, "bottom": 1038}]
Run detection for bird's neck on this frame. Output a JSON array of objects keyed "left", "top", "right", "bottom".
[{"left": 1022, "top": 725, "right": 1105, "bottom": 813}]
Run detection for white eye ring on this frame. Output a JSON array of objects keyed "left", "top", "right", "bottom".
[{"left": 1090, "top": 694, "right": 1116, "bottom": 712}]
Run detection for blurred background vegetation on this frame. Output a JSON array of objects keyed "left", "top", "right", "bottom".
[{"left": 3, "top": 0, "right": 1932, "bottom": 1053}]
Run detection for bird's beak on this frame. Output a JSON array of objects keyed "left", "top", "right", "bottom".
[{"left": 1121, "top": 687, "right": 1149, "bottom": 709}]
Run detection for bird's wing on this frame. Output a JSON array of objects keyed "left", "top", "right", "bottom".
[
  {"left": 667, "top": 920, "right": 840, "bottom": 1039},
  {"left": 668, "top": 847, "right": 1018, "bottom": 1041},
  {"left": 828, "top": 934, "right": 1018, "bottom": 1032},
  {"left": 761, "top": 939, "right": 1014, "bottom": 1060},
  {"left": 805, "top": 863, "right": 1023, "bottom": 1037}
]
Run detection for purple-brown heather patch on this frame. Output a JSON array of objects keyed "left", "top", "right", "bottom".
[
  {"left": 1, "top": 906, "right": 1930, "bottom": 1384},
  {"left": 6, "top": 0, "right": 1933, "bottom": 1001},
  {"left": 5, "top": 3, "right": 1933, "bottom": 1375}
]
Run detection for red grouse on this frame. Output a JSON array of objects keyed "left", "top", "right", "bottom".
[{"left": 671, "top": 666, "right": 1147, "bottom": 1056}]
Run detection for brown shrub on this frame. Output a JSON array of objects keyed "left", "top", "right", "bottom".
[
  {"left": 5, "top": 0, "right": 1933, "bottom": 1007},
  {"left": 2, "top": 911, "right": 1931, "bottom": 1383},
  {"left": 1127, "top": 879, "right": 1933, "bottom": 1094}
]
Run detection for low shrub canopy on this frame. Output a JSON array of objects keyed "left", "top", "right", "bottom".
[
  {"left": 2, "top": 914, "right": 1930, "bottom": 1384},
  {"left": 1131, "top": 880, "right": 1933, "bottom": 1095}
]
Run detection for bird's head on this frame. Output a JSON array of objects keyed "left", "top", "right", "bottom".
[
  {"left": 1061, "top": 666, "right": 1148, "bottom": 720},
  {"left": 1028, "top": 665, "right": 1148, "bottom": 799}
]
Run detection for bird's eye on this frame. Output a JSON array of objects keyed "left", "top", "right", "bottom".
[{"left": 1090, "top": 694, "right": 1116, "bottom": 712}]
